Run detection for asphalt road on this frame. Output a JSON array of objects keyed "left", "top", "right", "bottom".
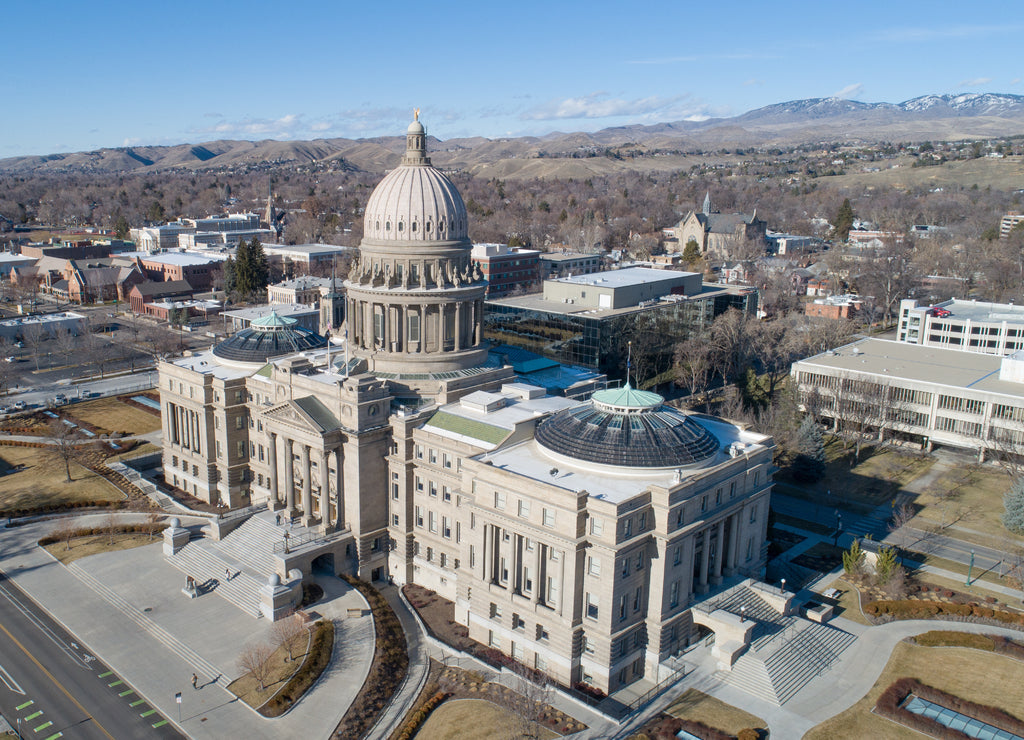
[{"left": 0, "top": 569, "right": 183, "bottom": 739}]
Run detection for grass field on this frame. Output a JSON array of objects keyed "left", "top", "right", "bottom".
[
  {"left": 912, "top": 463, "right": 1012, "bottom": 541},
  {"left": 417, "top": 698, "right": 558, "bottom": 740},
  {"left": 66, "top": 395, "right": 161, "bottom": 436},
  {"left": 43, "top": 532, "right": 160, "bottom": 565},
  {"left": 805, "top": 640, "right": 1024, "bottom": 739},
  {"left": 227, "top": 631, "right": 310, "bottom": 709},
  {"left": 665, "top": 688, "right": 766, "bottom": 736},
  {"left": 0, "top": 444, "right": 123, "bottom": 511},
  {"left": 828, "top": 154, "right": 1024, "bottom": 192}
]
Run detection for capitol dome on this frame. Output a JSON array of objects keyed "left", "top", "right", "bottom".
[{"left": 362, "top": 111, "right": 468, "bottom": 243}]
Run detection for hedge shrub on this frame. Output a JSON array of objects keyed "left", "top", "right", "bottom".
[
  {"left": 864, "top": 599, "right": 1024, "bottom": 626},
  {"left": 392, "top": 691, "right": 448, "bottom": 740},
  {"left": 38, "top": 522, "right": 167, "bottom": 545}
]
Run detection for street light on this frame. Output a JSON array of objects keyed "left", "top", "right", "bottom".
[
  {"left": 833, "top": 510, "right": 843, "bottom": 548},
  {"left": 966, "top": 549, "right": 976, "bottom": 587},
  {"left": 739, "top": 605, "right": 746, "bottom": 622},
  {"left": 781, "top": 578, "right": 786, "bottom": 593}
]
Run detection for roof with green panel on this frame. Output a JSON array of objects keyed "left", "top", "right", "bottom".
[{"left": 424, "top": 410, "right": 510, "bottom": 445}]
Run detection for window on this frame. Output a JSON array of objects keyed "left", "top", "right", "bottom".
[
  {"left": 429, "top": 448, "right": 437, "bottom": 464},
  {"left": 216, "top": 440, "right": 222, "bottom": 458},
  {"left": 490, "top": 602, "right": 501, "bottom": 619},
  {"left": 583, "top": 635, "right": 595, "bottom": 654},
  {"left": 638, "top": 512, "right": 646, "bottom": 530},
  {"left": 392, "top": 472, "right": 399, "bottom": 499},
  {"left": 425, "top": 547, "right": 433, "bottom": 561},
  {"left": 469, "top": 545, "right": 476, "bottom": 568},
  {"left": 750, "top": 506, "right": 757, "bottom": 524},
  {"left": 746, "top": 537, "right": 754, "bottom": 561},
  {"left": 428, "top": 511, "right": 437, "bottom": 533},
  {"left": 591, "top": 517, "right": 604, "bottom": 536},
  {"left": 670, "top": 581, "right": 679, "bottom": 608},
  {"left": 523, "top": 566, "right": 533, "bottom": 593},
  {"left": 586, "top": 592, "right": 599, "bottom": 620},
  {"left": 623, "top": 518, "right": 632, "bottom": 538},
  {"left": 442, "top": 516, "right": 451, "bottom": 539},
  {"left": 392, "top": 514, "right": 399, "bottom": 526},
  {"left": 701, "top": 496, "right": 707, "bottom": 512},
  {"left": 543, "top": 508, "right": 555, "bottom": 528},
  {"left": 415, "top": 476, "right": 424, "bottom": 493},
  {"left": 408, "top": 312, "right": 420, "bottom": 343},
  {"left": 489, "top": 630, "right": 500, "bottom": 648},
  {"left": 512, "top": 641, "right": 524, "bottom": 660},
  {"left": 518, "top": 499, "right": 531, "bottom": 517},
  {"left": 512, "top": 613, "right": 524, "bottom": 630},
  {"left": 442, "top": 486, "right": 452, "bottom": 502},
  {"left": 454, "top": 558, "right": 460, "bottom": 569},
  {"left": 440, "top": 553, "right": 448, "bottom": 568},
  {"left": 633, "top": 586, "right": 643, "bottom": 611},
  {"left": 621, "top": 558, "right": 630, "bottom": 577},
  {"left": 715, "top": 489, "right": 721, "bottom": 505},
  {"left": 619, "top": 595, "right": 627, "bottom": 621},
  {"left": 415, "top": 445, "right": 424, "bottom": 460},
  {"left": 676, "top": 508, "right": 684, "bottom": 528},
  {"left": 588, "top": 557, "right": 601, "bottom": 577},
  {"left": 635, "top": 551, "right": 644, "bottom": 571},
  {"left": 730, "top": 481, "right": 736, "bottom": 498},
  {"left": 536, "top": 624, "right": 549, "bottom": 641},
  {"left": 415, "top": 506, "right": 423, "bottom": 527},
  {"left": 495, "top": 491, "right": 506, "bottom": 509},
  {"left": 429, "top": 480, "right": 437, "bottom": 497},
  {"left": 443, "top": 453, "right": 452, "bottom": 469}
]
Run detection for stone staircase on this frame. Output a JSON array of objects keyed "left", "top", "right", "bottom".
[
  {"left": 701, "top": 581, "right": 858, "bottom": 705},
  {"left": 166, "top": 511, "right": 288, "bottom": 619}
]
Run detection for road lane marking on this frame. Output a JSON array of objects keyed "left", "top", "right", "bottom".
[
  {"left": 25, "top": 710, "right": 43, "bottom": 720},
  {"left": 151, "top": 720, "right": 168, "bottom": 728},
  {"left": 0, "top": 582, "right": 89, "bottom": 669},
  {"left": 16, "top": 699, "right": 33, "bottom": 710},
  {"left": 34, "top": 720, "right": 53, "bottom": 732},
  {"left": 140, "top": 709, "right": 156, "bottom": 717},
  {"left": 0, "top": 661, "right": 26, "bottom": 694},
  {"left": 0, "top": 621, "right": 116, "bottom": 740}
]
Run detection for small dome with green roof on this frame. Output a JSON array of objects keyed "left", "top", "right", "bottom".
[{"left": 212, "top": 309, "right": 327, "bottom": 365}]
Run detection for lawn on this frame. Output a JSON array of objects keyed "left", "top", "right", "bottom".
[
  {"left": 912, "top": 463, "right": 1012, "bottom": 542},
  {"left": 805, "top": 641, "right": 1024, "bottom": 739},
  {"left": 417, "top": 698, "right": 557, "bottom": 740},
  {"left": 227, "top": 630, "right": 311, "bottom": 709},
  {"left": 0, "top": 445, "right": 124, "bottom": 512},
  {"left": 65, "top": 395, "right": 161, "bottom": 436},
  {"left": 778, "top": 439, "right": 934, "bottom": 512},
  {"left": 825, "top": 577, "right": 872, "bottom": 625},
  {"left": 665, "top": 688, "right": 766, "bottom": 736},
  {"left": 43, "top": 531, "right": 162, "bottom": 565}
]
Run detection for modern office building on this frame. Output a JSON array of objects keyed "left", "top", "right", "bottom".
[
  {"left": 897, "top": 298, "right": 1024, "bottom": 356},
  {"left": 791, "top": 337, "right": 1024, "bottom": 461},
  {"left": 156, "top": 115, "right": 775, "bottom": 695},
  {"left": 470, "top": 243, "right": 541, "bottom": 298},
  {"left": 485, "top": 269, "right": 757, "bottom": 372}
]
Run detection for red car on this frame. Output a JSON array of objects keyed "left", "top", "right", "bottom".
[{"left": 931, "top": 307, "right": 951, "bottom": 318}]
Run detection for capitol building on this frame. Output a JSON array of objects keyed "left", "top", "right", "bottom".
[{"left": 157, "top": 114, "right": 774, "bottom": 694}]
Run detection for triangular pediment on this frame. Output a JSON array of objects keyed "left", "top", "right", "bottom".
[{"left": 263, "top": 395, "right": 341, "bottom": 435}]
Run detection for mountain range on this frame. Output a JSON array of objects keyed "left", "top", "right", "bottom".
[{"left": 3, "top": 93, "right": 1023, "bottom": 177}]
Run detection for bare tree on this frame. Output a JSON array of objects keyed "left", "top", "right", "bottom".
[
  {"left": 146, "top": 512, "right": 162, "bottom": 540},
  {"left": 53, "top": 327, "right": 79, "bottom": 369},
  {"left": 888, "top": 504, "right": 917, "bottom": 554},
  {"left": 51, "top": 517, "right": 78, "bottom": 551},
  {"left": 46, "top": 419, "right": 85, "bottom": 482},
  {"left": 104, "top": 513, "right": 119, "bottom": 546},
  {"left": 237, "top": 642, "right": 273, "bottom": 691},
  {"left": 674, "top": 334, "right": 716, "bottom": 410},
  {"left": 23, "top": 321, "right": 46, "bottom": 371},
  {"left": 269, "top": 611, "right": 307, "bottom": 663},
  {"left": 504, "top": 662, "right": 553, "bottom": 740}
]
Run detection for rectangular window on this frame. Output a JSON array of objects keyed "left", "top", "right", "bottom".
[
  {"left": 428, "top": 511, "right": 437, "bottom": 533},
  {"left": 415, "top": 506, "right": 423, "bottom": 527},
  {"left": 750, "top": 506, "right": 757, "bottom": 524},
  {"left": 583, "top": 635, "right": 595, "bottom": 654},
  {"left": 408, "top": 312, "right": 421, "bottom": 343},
  {"left": 216, "top": 440, "right": 222, "bottom": 458},
  {"left": 670, "top": 581, "right": 679, "bottom": 607},
  {"left": 440, "top": 552, "right": 447, "bottom": 568},
  {"left": 442, "top": 516, "right": 451, "bottom": 539},
  {"left": 638, "top": 512, "right": 646, "bottom": 530},
  {"left": 429, "top": 480, "right": 437, "bottom": 497},
  {"left": 701, "top": 496, "right": 707, "bottom": 512},
  {"left": 392, "top": 514, "right": 399, "bottom": 526},
  {"left": 543, "top": 508, "right": 555, "bottom": 527},
  {"left": 392, "top": 472, "right": 399, "bottom": 499},
  {"left": 469, "top": 545, "right": 476, "bottom": 569},
  {"left": 415, "top": 445, "right": 424, "bottom": 459},
  {"left": 586, "top": 592, "right": 599, "bottom": 620},
  {"left": 489, "top": 630, "right": 500, "bottom": 648},
  {"left": 621, "top": 558, "right": 630, "bottom": 577},
  {"left": 636, "top": 551, "right": 644, "bottom": 571},
  {"left": 518, "top": 499, "right": 531, "bottom": 517},
  {"left": 623, "top": 518, "right": 632, "bottom": 538},
  {"left": 443, "top": 453, "right": 452, "bottom": 469},
  {"left": 588, "top": 557, "right": 601, "bottom": 576},
  {"left": 591, "top": 517, "right": 604, "bottom": 536},
  {"left": 425, "top": 547, "right": 433, "bottom": 561},
  {"left": 495, "top": 491, "right": 506, "bottom": 509},
  {"left": 674, "top": 546, "right": 682, "bottom": 565},
  {"left": 536, "top": 624, "right": 549, "bottom": 641},
  {"left": 416, "top": 476, "right": 424, "bottom": 492},
  {"left": 619, "top": 595, "right": 627, "bottom": 621},
  {"left": 442, "top": 486, "right": 452, "bottom": 502},
  {"left": 429, "top": 448, "right": 437, "bottom": 464},
  {"left": 633, "top": 587, "right": 643, "bottom": 611}
]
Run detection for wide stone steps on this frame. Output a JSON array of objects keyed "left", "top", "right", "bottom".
[
  {"left": 67, "top": 562, "right": 230, "bottom": 684},
  {"left": 167, "top": 542, "right": 262, "bottom": 617},
  {"left": 720, "top": 653, "right": 777, "bottom": 704},
  {"left": 212, "top": 516, "right": 283, "bottom": 578}
]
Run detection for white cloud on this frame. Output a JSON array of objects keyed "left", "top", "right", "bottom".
[
  {"left": 833, "top": 83, "right": 865, "bottom": 99},
  {"left": 958, "top": 77, "right": 993, "bottom": 88},
  {"left": 521, "top": 93, "right": 687, "bottom": 121},
  {"left": 743, "top": 78, "right": 764, "bottom": 87},
  {"left": 192, "top": 113, "right": 306, "bottom": 138},
  {"left": 1012, "top": 78, "right": 1022, "bottom": 86},
  {"left": 873, "top": 24, "right": 1024, "bottom": 43},
  {"left": 627, "top": 52, "right": 776, "bottom": 65}
]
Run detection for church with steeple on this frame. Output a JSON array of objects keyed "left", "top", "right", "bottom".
[
  {"left": 156, "top": 114, "right": 776, "bottom": 695},
  {"left": 663, "top": 191, "right": 768, "bottom": 259}
]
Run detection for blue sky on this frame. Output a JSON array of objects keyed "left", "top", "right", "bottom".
[{"left": 1, "top": 0, "right": 1021, "bottom": 157}]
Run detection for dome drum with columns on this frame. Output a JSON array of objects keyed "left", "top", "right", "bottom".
[{"left": 345, "top": 112, "right": 489, "bottom": 374}]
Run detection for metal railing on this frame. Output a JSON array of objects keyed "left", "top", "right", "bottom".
[
  {"left": 218, "top": 502, "right": 266, "bottom": 522},
  {"left": 271, "top": 526, "right": 349, "bottom": 554}
]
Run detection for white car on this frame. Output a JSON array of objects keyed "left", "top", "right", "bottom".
[{"left": 13, "top": 401, "right": 26, "bottom": 410}]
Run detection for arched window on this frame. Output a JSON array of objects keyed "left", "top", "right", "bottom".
[
  {"left": 398, "top": 222, "right": 404, "bottom": 232},
  {"left": 385, "top": 221, "right": 391, "bottom": 231},
  {"left": 375, "top": 221, "right": 380, "bottom": 231},
  {"left": 411, "top": 222, "right": 417, "bottom": 232},
  {"left": 426, "top": 222, "right": 432, "bottom": 232}
]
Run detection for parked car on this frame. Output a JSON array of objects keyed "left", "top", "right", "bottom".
[
  {"left": 54, "top": 394, "right": 68, "bottom": 405},
  {"left": 4, "top": 356, "right": 15, "bottom": 363},
  {"left": 13, "top": 401, "right": 26, "bottom": 410}
]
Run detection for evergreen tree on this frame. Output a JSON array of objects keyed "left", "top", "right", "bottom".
[
  {"left": 113, "top": 213, "right": 130, "bottom": 240},
  {"left": 233, "top": 237, "right": 251, "bottom": 297},
  {"left": 875, "top": 545, "right": 899, "bottom": 585},
  {"left": 832, "top": 198, "right": 855, "bottom": 241},
  {"left": 791, "top": 416, "right": 826, "bottom": 482},
  {"left": 682, "top": 239, "right": 701, "bottom": 268},
  {"left": 842, "top": 539, "right": 865, "bottom": 577},
  {"left": 248, "top": 237, "right": 269, "bottom": 295},
  {"left": 222, "top": 256, "right": 237, "bottom": 298},
  {"left": 1001, "top": 477, "right": 1024, "bottom": 535}
]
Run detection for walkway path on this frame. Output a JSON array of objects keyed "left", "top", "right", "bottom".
[{"left": 0, "top": 512, "right": 374, "bottom": 739}]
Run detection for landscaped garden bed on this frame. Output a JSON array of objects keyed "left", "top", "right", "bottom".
[
  {"left": 332, "top": 577, "right": 408, "bottom": 739},
  {"left": 875, "top": 677, "right": 1024, "bottom": 739}
]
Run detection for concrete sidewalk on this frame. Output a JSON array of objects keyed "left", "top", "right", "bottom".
[{"left": 0, "top": 512, "right": 373, "bottom": 739}]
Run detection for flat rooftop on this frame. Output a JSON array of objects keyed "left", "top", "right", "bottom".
[
  {"left": 224, "top": 303, "right": 318, "bottom": 321},
  {"left": 938, "top": 299, "right": 1024, "bottom": 324},
  {"left": 552, "top": 266, "right": 696, "bottom": 289},
  {"left": 796, "top": 337, "right": 1024, "bottom": 398},
  {"left": 479, "top": 415, "right": 766, "bottom": 504},
  {"left": 264, "top": 244, "right": 354, "bottom": 256},
  {"left": 488, "top": 282, "right": 752, "bottom": 318},
  {"left": 141, "top": 252, "right": 224, "bottom": 266}
]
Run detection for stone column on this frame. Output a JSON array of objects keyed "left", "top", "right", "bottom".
[
  {"left": 320, "top": 449, "right": 331, "bottom": 531},
  {"left": 454, "top": 302, "right": 463, "bottom": 351},
  {"left": 711, "top": 519, "right": 725, "bottom": 584},
  {"left": 300, "top": 443, "right": 313, "bottom": 524},
  {"left": 268, "top": 432, "right": 279, "bottom": 506},
  {"left": 697, "top": 531, "right": 710, "bottom": 593},
  {"left": 284, "top": 438, "right": 295, "bottom": 513},
  {"left": 726, "top": 514, "right": 740, "bottom": 576},
  {"left": 335, "top": 446, "right": 345, "bottom": 530},
  {"left": 475, "top": 299, "right": 483, "bottom": 345}
]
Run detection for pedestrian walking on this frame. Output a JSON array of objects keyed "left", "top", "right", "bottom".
[
  {"left": 191, "top": 673, "right": 198, "bottom": 689},
  {"left": 225, "top": 567, "right": 231, "bottom": 581},
  {"left": 275, "top": 513, "right": 281, "bottom": 525}
]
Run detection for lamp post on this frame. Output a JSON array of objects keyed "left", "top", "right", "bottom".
[
  {"left": 966, "top": 549, "right": 975, "bottom": 586},
  {"left": 833, "top": 510, "right": 843, "bottom": 548},
  {"left": 739, "top": 605, "right": 746, "bottom": 623},
  {"left": 781, "top": 578, "right": 787, "bottom": 593}
]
